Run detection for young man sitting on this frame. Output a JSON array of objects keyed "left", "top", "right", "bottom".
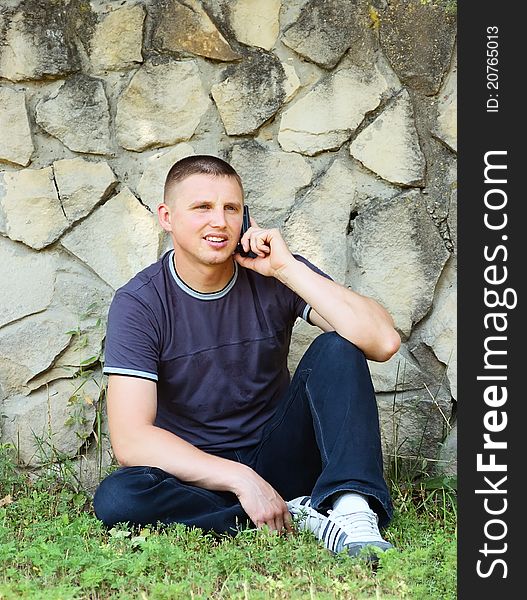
[{"left": 93, "top": 155, "right": 401, "bottom": 560}]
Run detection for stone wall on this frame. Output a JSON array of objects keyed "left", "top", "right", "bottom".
[{"left": 0, "top": 0, "right": 457, "bottom": 489}]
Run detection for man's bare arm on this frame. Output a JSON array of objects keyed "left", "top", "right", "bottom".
[
  {"left": 235, "top": 225, "right": 401, "bottom": 362},
  {"left": 276, "top": 260, "right": 400, "bottom": 362},
  {"left": 107, "top": 375, "right": 292, "bottom": 531}
]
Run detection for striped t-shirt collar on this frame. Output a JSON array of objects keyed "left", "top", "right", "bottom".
[{"left": 168, "top": 250, "right": 238, "bottom": 300}]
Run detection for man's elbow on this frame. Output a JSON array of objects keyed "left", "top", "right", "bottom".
[
  {"left": 112, "top": 443, "right": 131, "bottom": 467},
  {"left": 111, "top": 436, "right": 140, "bottom": 468},
  {"left": 373, "top": 329, "right": 401, "bottom": 362}
]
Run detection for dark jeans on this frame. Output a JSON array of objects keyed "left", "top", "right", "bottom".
[{"left": 93, "top": 332, "right": 393, "bottom": 534}]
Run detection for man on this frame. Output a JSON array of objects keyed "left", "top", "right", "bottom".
[{"left": 93, "top": 154, "right": 401, "bottom": 560}]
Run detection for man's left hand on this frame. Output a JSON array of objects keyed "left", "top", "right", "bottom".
[{"left": 234, "top": 217, "right": 295, "bottom": 278}]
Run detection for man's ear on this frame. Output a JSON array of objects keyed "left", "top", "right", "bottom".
[{"left": 157, "top": 203, "right": 172, "bottom": 232}]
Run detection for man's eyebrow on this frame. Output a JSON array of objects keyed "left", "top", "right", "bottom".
[{"left": 188, "top": 199, "right": 242, "bottom": 207}]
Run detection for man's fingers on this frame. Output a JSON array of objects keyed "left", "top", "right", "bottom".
[
  {"left": 241, "top": 227, "right": 260, "bottom": 254},
  {"left": 273, "top": 516, "right": 284, "bottom": 532},
  {"left": 280, "top": 503, "right": 294, "bottom": 533},
  {"left": 284, "top": 510, "right": 294, "bottom": 532},
  {"left": 255, "top": 513, "right": 286, "bottom": 533},
  {"left": 255, "top": 235, "right": 270, "bottom": 255},
  {"left": 246, "top": 230, "right": 270, "bottom": 257},
  {"left": 233, "top": 253, "right": 252, "bottom": 267},
  {"left": 257, "top": 520, "right": 277, "bottom": 532},
  {"left": 236, "top": 471, "right": 291, "bottom": 534}
]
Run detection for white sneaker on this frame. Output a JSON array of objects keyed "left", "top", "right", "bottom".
[
  {"left": 287, "top": 496, "right": 327, "bottom": 537},
  {"left": 287, "top": 496, "right": 393, "bottom": 560},
  {"left": 326, "top": 507, "right": 394, "bottom": 557}
]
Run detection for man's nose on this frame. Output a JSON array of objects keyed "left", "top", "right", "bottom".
[{"left": 209, "top": 207, "right": 227, "bottom": 227}]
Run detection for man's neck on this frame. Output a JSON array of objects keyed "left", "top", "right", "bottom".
[{"left": 172, "top": 251, "right": 235, "bottom": 293}]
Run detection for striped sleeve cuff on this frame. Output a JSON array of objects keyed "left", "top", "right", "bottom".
[
  {"left": 302, "top": 304, "right": 312, "bottom": 323},
  {"left": 102, "top": 367, "right": 158, "bottom": 382}
]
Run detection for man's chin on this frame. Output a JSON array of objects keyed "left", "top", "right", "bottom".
[{"left": 201, "top": 250, "right": 235, "bottom": 265}]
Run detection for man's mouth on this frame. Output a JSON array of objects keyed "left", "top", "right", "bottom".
[{"left": 204, "top": 235, "right": 229, "bottom": 247}]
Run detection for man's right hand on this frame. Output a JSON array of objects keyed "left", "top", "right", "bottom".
[
  {"left": 233, "top": 465, "right": 293, "bottom": 533},
  {"left": 107, "top": 376, "right": 293, "bottom": 533}
]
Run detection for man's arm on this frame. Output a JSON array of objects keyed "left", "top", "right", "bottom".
[
  {"left": 107, "top": 374, "right": 292, "bottom": 532},
  {"left": 276, "top": 260, "right": 400, "bottom": 362},
  {"left": 235, "top": 224, "right": 401, "bottom": 362}
]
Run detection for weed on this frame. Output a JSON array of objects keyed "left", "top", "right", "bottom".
[
  {"left": 17, "top": 304, "right": 112, "bottom": 489},
  {"left": 384, "top": 348, "right": 456, "bottom": 498},
  {"left": 0, "top": 443, "right": 456, "bottom": 599}
]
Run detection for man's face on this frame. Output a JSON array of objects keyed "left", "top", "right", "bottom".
[{"left": 160, "top": 173, "right": 244, "bottom": 267}]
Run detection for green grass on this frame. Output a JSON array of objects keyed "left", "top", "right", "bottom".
[{"left": 0, "top": 446, "right": 456, "bottom": 599}]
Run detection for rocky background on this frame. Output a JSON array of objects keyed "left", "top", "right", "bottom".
[{"left": 0, "top": 0, "right": 457, "bottom": 492}]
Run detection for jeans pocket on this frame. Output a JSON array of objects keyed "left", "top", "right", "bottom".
[{"left": 143, "top": 466, "right": 171, "bottom": 484}]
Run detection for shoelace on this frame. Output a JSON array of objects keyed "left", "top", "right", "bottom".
[
  {"left": 327, "top": 509, "right": 383, "bottom": 542},
  {"left": 292, "top": 506, "right": 326, "bottom": 536}
]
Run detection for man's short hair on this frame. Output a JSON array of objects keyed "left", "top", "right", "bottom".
[{"left": 163, "top": 155, "right": 244, "bottom": 203}]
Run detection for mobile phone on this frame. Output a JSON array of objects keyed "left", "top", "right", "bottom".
[{"left": 236, "top": 205, "right": 257, "bottom": 258}]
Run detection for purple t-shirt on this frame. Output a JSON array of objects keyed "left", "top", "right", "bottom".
[{"left": 103, "top": 250, "right": 328, "bottom": 451}]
